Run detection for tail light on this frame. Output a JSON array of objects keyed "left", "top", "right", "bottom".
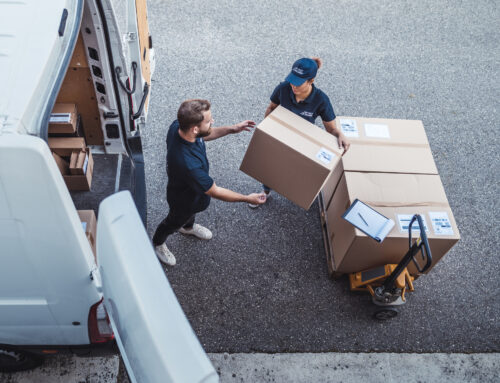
[{"left": 88, "top": 299, "right": 115, "bottom": 343}]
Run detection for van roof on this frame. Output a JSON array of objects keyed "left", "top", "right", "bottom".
[{"left": 0, "top": 0, "right": 81, "bottom": 136}]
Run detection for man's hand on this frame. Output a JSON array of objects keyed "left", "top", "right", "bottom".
[
  {"left": 337, "top": 133, "right": 350, "bottom": 154},
  {"left": 231, "top": 120, "right": 256, "bottom": 134},
  {"left": 246, "top": 192, "right": 266, "bottom": 205}
]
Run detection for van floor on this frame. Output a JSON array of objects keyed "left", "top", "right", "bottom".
[{"left": 70, "top": 153, "right": 133, "bottom": 214}]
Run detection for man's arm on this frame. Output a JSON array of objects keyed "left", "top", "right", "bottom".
[
  {"left": 323, "top": 119, "right": 350, "bottom": 153},
  {"left": 265, "top": 101, "right": 279, "bottom": 117},
  {"left": 204, "top": 120, "right": 256, "bottom": 142},
  {"left": 205, "top": 182, "right": 266, "bottom": 205}
]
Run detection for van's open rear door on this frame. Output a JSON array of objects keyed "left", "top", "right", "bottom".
[{"left": 97, "top": 191, "right": 218, "bottom": 383}]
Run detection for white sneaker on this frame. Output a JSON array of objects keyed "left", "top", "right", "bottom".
[
  {"left": 155, "top": 243, "right": 176, "bottom": 266},
  {"left": 178, "top": 223, "right": 213, "bottom": 240},
  {"left": 248, "top": 191, "right": 271, "bottom": 209}
]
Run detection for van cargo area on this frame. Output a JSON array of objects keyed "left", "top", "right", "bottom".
[{"left": 47, "top": 20, "right": 146, "bottom": 222}]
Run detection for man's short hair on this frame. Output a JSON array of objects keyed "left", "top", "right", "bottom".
[{"left": 177, "top": 99, "right": 211, "bottom": 132}]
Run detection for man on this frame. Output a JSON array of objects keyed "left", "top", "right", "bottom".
[{"left": 153, "top": 99, "right": 266, "bottom": 266}]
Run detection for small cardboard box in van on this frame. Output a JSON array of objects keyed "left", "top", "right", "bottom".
[
  {"left": 49, "top": 137, "right": 86, "bottom": 156},
  {"left": 52, "top": 148, "right": 93, "bottom": 191},
  {"left": 77, "top": 210, "right": 97, "bottom": 259},
  {"left": 49, "top": 103, "right": 78, "bottom": 134}
]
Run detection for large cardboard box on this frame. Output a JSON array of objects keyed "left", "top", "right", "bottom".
[
  {"left": 240, "top": 105, "right": 343, "bottom": 210},
  {"left": 48, "top": 103, "right": 78, "bottom": 134},
  {"left": 325, "top": 172, "right": 460, "bottom": 275},
  {"left": 77, "top": 210, "right": 97, "bottom": 260},
  {"left": 322, "top": 117, "right": 438, "bottom": 209}
]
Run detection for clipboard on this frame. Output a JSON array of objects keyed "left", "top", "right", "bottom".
[{"left": 342, "top": 199, "right": 395, "bottom": 242}]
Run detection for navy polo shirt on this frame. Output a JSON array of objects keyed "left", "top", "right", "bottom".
[
  {"left": 270, "top": 82, "right": 336, "bottom": 123},
  {"left": 165, "top": 120, "right": 214, "bottom": 213}
]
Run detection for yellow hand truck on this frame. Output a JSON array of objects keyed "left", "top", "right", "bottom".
[{"left": 349, "top": 214, "right": 432, "bottom": 320}]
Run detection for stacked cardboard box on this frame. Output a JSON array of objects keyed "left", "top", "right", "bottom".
[
  {"left": 48, "top": 103, "right": 78, "bottom": 134},
  {"left": 240, "top": 105, "right": 343, "bottom": 210},
  {"left": 49, "top": 137, "right": 94, "bottom": 191},
  {"left": 320, "top": 117, "right": 460, "bottom": 276}
]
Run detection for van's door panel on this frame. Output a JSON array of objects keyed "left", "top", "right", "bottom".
[
  {"left": 97, "top": 191, "right": 218, "bottom": 383},
  {"left": 99, "top": 0, "right": 153, "bottom": 130},
  {"left": 0, "top": 135, "right": 101, "bottom": 346}
]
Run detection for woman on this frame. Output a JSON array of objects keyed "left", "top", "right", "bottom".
[{"left": 250, "top": 57, "right": 350, "bottom": 208}]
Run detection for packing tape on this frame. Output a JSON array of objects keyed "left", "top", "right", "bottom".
[
  {"left": 268, "top": 114, "right": 340, "bottom": 155},
  {"left": 348, "top": 139, "right": 429, "bottom": 148},
  {"left": 364, "top": 201, "right": 449, "bottom": 208}
]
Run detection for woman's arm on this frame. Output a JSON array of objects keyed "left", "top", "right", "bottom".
[
  {"left": 265, "top": 101, "right": 279, "bottom": 117},
  {"left": 323, "top": 119, "right": 350, "bottom": 153}
]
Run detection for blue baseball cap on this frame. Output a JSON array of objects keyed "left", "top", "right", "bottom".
[{"left": 285, "top": 58, "right": 318, "bottom": 86}]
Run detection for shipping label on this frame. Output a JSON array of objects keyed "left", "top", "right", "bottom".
[
  {"left": 429, "top": 211, "right": 454, "bottom": 235},
  {"left": 397, "top": 214, "right": 429, "bottom": 233},
  {"left": 364, "top": 123, "right": 390, "bottom": 139},
  {"left": 339, "top": 118, "right": 359, "bottom": 137},
  {"left": 316, "top": 148, "right": 335, "bottom": 164},
  {"left": 50, "top": 113, "right": 72, "bottom": 123},
  {"left": 83, "top": 154, "right": 89, "bottom": 174}
]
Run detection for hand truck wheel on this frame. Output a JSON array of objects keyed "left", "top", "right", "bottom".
[{"left": 373, "top": 307, "right": 398, "bottom": 321}]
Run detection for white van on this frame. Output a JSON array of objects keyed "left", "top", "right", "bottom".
[{"left": 0, "top": 1, "right": 218, "bottom": 382}]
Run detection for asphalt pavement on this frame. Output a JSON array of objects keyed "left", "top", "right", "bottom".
[{"left": 144, "top": 0, "right": 500, "bottom": 353}]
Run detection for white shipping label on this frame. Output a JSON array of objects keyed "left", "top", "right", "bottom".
[
  {"left": 50, "top": 113, "right": 72, "bottom": 123},
  {"left": 364, "top": 123, "right": 390, "bottom": 139},
  {"left": 397, "top": 214, "right": 429, "bottom": 233},
  {"left": 81, "top": 222, "right": 87, "bottom": 231},
  {"left": 339, "top": 118, "right": 359, "bottom": 137},
  {"left": 82, "top": 154, "right": 89, "bottom": 174},
  {"left": 316, "top": 148, "right": 335, "bottom": 164},
  {"left": 429, "top": 211, "right": 454, "bottom": 235}
]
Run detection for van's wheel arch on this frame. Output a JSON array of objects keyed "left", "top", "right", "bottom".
[{"left": 0, "top": 346, "right": 44, "bottom": 372}]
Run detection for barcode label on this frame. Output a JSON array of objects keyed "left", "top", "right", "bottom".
[
  {"left": 397, "top": 214, "right": 429, "bottom": 233},
  {"left": 316, "top": 148, "right": 335, "bottom": 164},
  {"left": 340, "top": 118, "right": 359, "bottom": 138},
  {"left": 429, "top": 211, "right": 454, "bottom": 235},
  {"left": 50, "top": 113, "right": 72, "bottom": 123}
]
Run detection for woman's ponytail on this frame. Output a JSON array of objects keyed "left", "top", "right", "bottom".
[{"left": 311, "top": 57, "right": 322, "bottom": 70}]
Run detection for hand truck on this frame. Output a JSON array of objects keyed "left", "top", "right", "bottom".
[{"left": 349, "top": 214, "right": 432, "bottom": 321}]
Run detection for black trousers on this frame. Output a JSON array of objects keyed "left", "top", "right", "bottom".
[{"left": 152, "top": 208, "right": 196, "bottom": 247}]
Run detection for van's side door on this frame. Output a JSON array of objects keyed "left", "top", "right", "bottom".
[{"left": 97, "top": 191, "right": 218, "bottom": 383}]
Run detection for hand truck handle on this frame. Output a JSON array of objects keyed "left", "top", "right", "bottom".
[{"left": 409, "top": 214, "right": 432, "bottom": 273}]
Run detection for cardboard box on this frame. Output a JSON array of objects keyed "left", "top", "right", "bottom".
[
  {"left": 64, "top": 148, "right": 93, "bottom": 191},
  {"left": 325, "top": 172, "right": 460, "bottom": 275},
  {"left": 240, "top": 105, "right": 343, "bottom": 210},
  {"left": 49, "top": 103, "right": 78, "bottom": 134},
  {"left": 52, "top": 146, "right": 93, "bottom": 191},
  {"left": 77, "top": 210, "right": 97, "bottom": 260},
  {"left": 52, "top": 152, "right": 69, "bottom": 175},
  {"left": 69, "top": 149, "right": 87, "bottom": 175},
  {"left": 48, "top": 137, "right": 86, "bottom": 156},
  {"left": 322, "top": 117, "right": 438, "bottom": 210}
]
